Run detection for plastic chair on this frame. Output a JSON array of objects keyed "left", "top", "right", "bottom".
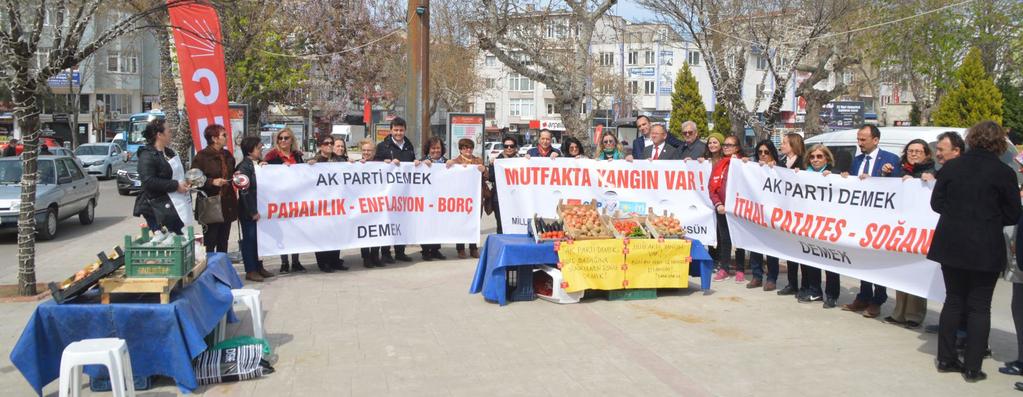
[
  {"left": 217, "top": 289, "right": 264, "bottom": 342},
  {"left": 58, "top": 338, "right": 135, "bottom": 397}
]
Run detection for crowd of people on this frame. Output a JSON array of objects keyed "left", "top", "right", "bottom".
[{"left": 129, "top": 112, "right": 1023, "bottom": 386}]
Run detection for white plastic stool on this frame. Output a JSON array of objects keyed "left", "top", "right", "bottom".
[
  {"left": 217, "top": 289, "right": 264, "bottom": 342},
  {"left": 58, "top": 338, "right": 135, "bottom": 397}
]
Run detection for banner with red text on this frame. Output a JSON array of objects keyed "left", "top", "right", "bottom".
[
  {"left": 725, "top": 161, "right": 944, "bottom": 300},
  {"left": 494, "top": 158, "right": 716, "bottom": 245},
  {"left": 168, "top": 0, "right": 232, "bottom": 152},
  {"left": 255, "top": 162, "right": 482, "bottom": 255}
]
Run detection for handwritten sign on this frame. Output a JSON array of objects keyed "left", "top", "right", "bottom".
[
  {"left": 626, "top": 239, "right": 691, "bottom": 289},
  {"left": 557, "top": 240, "right": 625, "bottom": 293},
  {"left": 558, "top": 239, "right": 691, "bottom": 292}
]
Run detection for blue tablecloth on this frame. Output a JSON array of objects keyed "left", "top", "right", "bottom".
[
  {"left": 10, "top": 253, "right": 244, "bottom": 395},
  {"left": 469, "top": 234, "right": 714, "bottom": 305}
]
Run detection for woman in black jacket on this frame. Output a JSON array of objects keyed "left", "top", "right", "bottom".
[
  {"left": 743, "top": 140, "right": 780, "bottom": 289},
  {"left": 237, "top": 136, "right": 274, "bottom": 281},
  {"left": 132, "top": 119, "right": 189, "bottom": 234},
  {"left": 307, "top": 135, "right": 347, "bottom": 273},
  {"left": 930, "top": 121, "right": 1022, "bottom": 382}
]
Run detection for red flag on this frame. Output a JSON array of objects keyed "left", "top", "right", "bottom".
[
  {"left": 364, "top": 97, "right": 372, "bottom": 125},
  {"left": 168, "top": 0, "right": 232, "bottom": 153},
  {"left": 594, "top": 124, "right": 604, "bottom": 147}
]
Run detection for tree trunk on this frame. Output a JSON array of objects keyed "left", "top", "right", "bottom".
[
  {"left": 803, "top": 97, "right": 825, "bottom": 137},
  {"left": 157, "top": 26, "right": 190, "bottom": 158},
  {"left": 246, "top": 102, "right": 262, "bottom": 137},
  {"left": 14, "top": 77, "right": 41, "bottom": 296},
  {"left": 557, "top": 96, "right": 590, "bottom": 151}
]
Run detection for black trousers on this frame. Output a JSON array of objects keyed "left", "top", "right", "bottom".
[
  {"left": 787, "top": 261, "right": 801, "bottom": 290},
  {"left": 494, "top": 199, "right": 504, "bottom": 234},
  {"left": 1014, "top": 283, "right": 1023, "bottom": 361},
  {"left": 361, "top": 247, "right": 380, "bottom": 260},
  {"left": 314, "top": 250, "right": 341, "bottom": 266},
  {"left": 938, "top": 266, "right": 999, "bottom": 371},
  {"left": 381, "top": 245, "right": 405, "bottom": 257},
  {"left": 456, "top": 243, "right": 477, "bottom": 251},
  {"left": 204, "top": 222, "right": 232, "bottom": 253}
]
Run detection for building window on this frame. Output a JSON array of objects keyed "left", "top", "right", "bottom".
[
  {"left": 547, "top": 103, "right": 556, "bottom": 115},
  {"left": 843, "top": 71, "right": 853, "bottom": 85},
  {"left": 644, "top": 81, "right": 655, "bottom": 95},
  {"left": 107, "top": 51, "right": 120, "bottom": 73},
  {"left": 79, "top": 94, "right": 90, "bottom": 114},
  {"left": 756, "top": 54, "right": 769, "bottom": 71},
  {"left": 629, "top": 81, "right": 639, "bottom": 95},
  {"left": 508, "top": 73, "right": 534, "bottom": 91},
  {"left": 599, "top": 52, "right": 614, "bottom": 67},
  {"left": 485, "top": 78, "right": 495, "bottom": 89},
  {"left": 97, "top": 93, "right": 133, "bottom": 116},
  {"left": 645, "top": 50, "right": 655, "bottom": 65},
  {"left": 687, "top": 51, "right": 700, "bottom": 66},
  {"left": 106, "top": 51, "right": 138, "bottom": 74},
  {"left": 485, "top": 55, "right": 496, "bottom": 66},
  {"left": 509, "top": 98, "right": 534, "bottom": 118},
  {"left": 628, "top": 51, "right": 638, "bottom": 65},
  {"left": 485, "top": 102, "right": 496, "bottom": 119}
]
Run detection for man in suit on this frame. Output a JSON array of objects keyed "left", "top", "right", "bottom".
[
  {"left": 631, "top": 115, "right": 683, "bottom": 159},
  {"left": 841, "top": 124, "right": 902, "bottom": 318},
  {"left": 627, "top": 124, "right": 680, "bottom": 161}
]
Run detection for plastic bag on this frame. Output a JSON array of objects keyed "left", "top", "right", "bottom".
[{"left": 212, "top": 336, "right": 272, "bottom": 356}]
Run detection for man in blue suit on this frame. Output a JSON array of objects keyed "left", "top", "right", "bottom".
[
  {"left": 631, "top": 115, "right": 683, "bottom": 159},
  {"left": 841, "top": 124, "right": 902, "bottom": 318}
]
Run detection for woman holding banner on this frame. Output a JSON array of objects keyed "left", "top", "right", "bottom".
[
  {"left": 265, "top": 128, "right": 307, "bottom": 273},
  {"left": 448, "top": 138, "right": 489, "bottom": 259},
  {"left": 236, "top": 136, "right": 275, "bottom": 282},
  {"left": 595, "top": 131, "right": 625, "bottom": 160},
  {"left": 356, "top": 139, "right": 386, "bottom": 268},
  {"left": 930, "top": 121, "right": 1022, "bottom": 382},
  {"left": 884, "top": 139, "right": 936, "bottom": 328},
  {"left": 743, "top": 140, "right": 781, "bottom": 290},
  {"left": 703, "top": 133, "right": 725, "bottom": 164},
  {"left": 710, "top": 135, "right": 744, "bottom": 282},
  {"left": 804, "top": 144, "right": 841, "bottom": 308},
  {"left": 307, "top": 135, "right": 347, "bottom": 273},
  {"left": 563, "top": 136, "right": 586, "bottom": 159},
  {"left": 419, "top": 137, "right": 448, "bottom": 261}
]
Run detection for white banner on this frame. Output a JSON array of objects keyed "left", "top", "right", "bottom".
[
  {"left": 494, "top": 158, "right": 717, "bottom": 245},
  {"left": 255, "top": 162, "right": 482, "bottom": 256},
  {"left": 725, "top": 161, "right": 944, "bottom": 300}
]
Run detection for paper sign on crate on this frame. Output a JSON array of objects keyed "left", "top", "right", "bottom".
[{"left": 557, "top": 239, "right": 692, "bottom": 293}]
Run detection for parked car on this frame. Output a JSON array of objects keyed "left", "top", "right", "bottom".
[
  {"left": 75, "top": 143, "right": 125, "bottom": 179},
  {"left": 47, "top": 147, "right": 82, "bottom": 167},
  {"left": 483, "top": 141, "right": 502, "bottom": 163},
  {"left": 0, "top": 155, "right": 100, "bottom": 240},
  {"left": 114, "top": 156, "right": 141, "bottom": 196}
]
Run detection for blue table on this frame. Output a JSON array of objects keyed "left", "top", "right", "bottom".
[
  {"left": 469, "top": 234, "right": 714, "bottom": 305},
  {"left": 10, "top": 253, "right": 244, "bottom": 395}
]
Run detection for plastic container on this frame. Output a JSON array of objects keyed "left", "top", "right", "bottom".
[
  {"left": 506, "top": 266, "right": 536, "bottom": 301},
  {"left": 124, "top": 226, "right": 196, "bottom": 278},
  {"left": 533, "top": 265, "right": 584, "bottom": 304}
]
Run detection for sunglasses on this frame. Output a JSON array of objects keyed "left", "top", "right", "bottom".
[
  {"left": 683, "top": 130, "right": 696, "bottom": 134},
  {"left": 602, "top": 140, "right": 616, "bottom": 144},
  {"left": 460, "top": 146, "right": 472, "bottom": 150},
  {"left": 321, "top": 141, "right": 333, "bottom": 146},
  {"left": 758, "top": 149, "right": 771, "bottom": 155},
  {"left": 809, "top": 154, "right": 826, "bottom": 159},
  {"left": 503, "top": 144, "right": 516, "bottom": 148},
  {"left": 278, "top": 136, "right": 292, "bottom": 141}
]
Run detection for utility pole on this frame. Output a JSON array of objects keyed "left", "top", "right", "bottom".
[{"left": 407, "top": 0, "right": 430, "bottom": 154}]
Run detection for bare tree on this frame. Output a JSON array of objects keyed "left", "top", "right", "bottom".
[
  {"left": 428, "top": 1, "right": 484, "bottom": 117},
  {"left": 640, "top": 0, "right": 855, "bottom": 140},
  {"left": 0, "top": 0, "right": 193, "bottom": 295},
  {"left": 471, "top": 0, "right": 618, "bottom": 144},
  {"left": 795, "top": 41, "right": 859, "bottom": 136}
]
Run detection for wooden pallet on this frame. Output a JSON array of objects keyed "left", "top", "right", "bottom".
[{"left": 99, "top": 259, "right": 207, "bottom": 304}]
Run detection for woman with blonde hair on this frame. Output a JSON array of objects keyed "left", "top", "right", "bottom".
[
  {"left": 595, "top": 130, "right": 625, "bottom": 160},
  {"left": 803, "top": 144, "right": 841, "bottom": 308},
  {"left": 263, "top": 127, "right": 306, "bottom": 272}
]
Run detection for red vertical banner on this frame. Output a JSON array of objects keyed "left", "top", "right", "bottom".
[{"left": 167, "top": 0, "right": 232, "bottom": 153}]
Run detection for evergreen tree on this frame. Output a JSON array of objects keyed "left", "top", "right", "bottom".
[
  {"left": 711, "top": 100, "right": 732, "bottom": 136},
  {"left": 932, "top": 48, "right": 1004, "bottom": 127},
  {"left": 998, "top": 76, "right": 1023, "bottom": 143},
  {"left": 669, "top": 62, "right": 708, "bottom": 138}
]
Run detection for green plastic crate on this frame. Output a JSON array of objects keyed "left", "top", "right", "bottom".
[
  {"left": 608, "top": 288, "right": 657, "bottom": 301},
  {"left": 124, "top": 226, "right": 195, "bottom": 278}
]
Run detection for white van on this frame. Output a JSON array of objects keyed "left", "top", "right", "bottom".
[{"left": 804, "top": 126, "right": 1022, "bottom": 184}]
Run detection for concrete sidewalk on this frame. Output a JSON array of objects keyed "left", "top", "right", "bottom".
[{"left": 1, "top": 215, "right": 1022, "bottom": 395}]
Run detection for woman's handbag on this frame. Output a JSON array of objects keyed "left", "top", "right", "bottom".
[{"left": 195, "top": 153, "right": 228, "bottom": 224}]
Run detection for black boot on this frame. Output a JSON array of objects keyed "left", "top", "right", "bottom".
[
  {"left": 279, "top": 255, "right": 290, "bottom": 273},
  {"left": 317, "top": 261, "right": 335, "bottom": 273},
  {"left": 291, "top": 255, "right": 307, "bottom": 272}
]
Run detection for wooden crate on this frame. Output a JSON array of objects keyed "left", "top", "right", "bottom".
[
  {"left": 556, "top": 199, "right": 613, "bottom": 240},
  {"left": 645, "top": 208, "right": 686, "bottom": 239},
  {"left": 99, "top": 259, "right": 207, "bottom": 304},
  {"left": 604, "top": 210, "right": 652, "bottom": 239}
]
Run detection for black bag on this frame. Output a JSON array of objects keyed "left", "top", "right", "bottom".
[{"left": 193, "top": 345, "right": 274, "bottom": 385}]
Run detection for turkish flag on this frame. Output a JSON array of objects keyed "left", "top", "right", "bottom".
[{"left": 168, "top": 0, "right": 232, "bottom": 153}]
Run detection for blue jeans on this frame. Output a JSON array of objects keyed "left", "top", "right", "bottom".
[
  {"left": 856, "top": 281, "right": 887, "bottom": 305},
  {"left": 750, "top": 252, "right": 779, "bottom": 282},
  {"left": 239, "top": 217, "right": 259, "bottom": 273}
]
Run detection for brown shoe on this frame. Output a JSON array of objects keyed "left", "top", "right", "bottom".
[
  {"left": 258, "top": 268, "right": 275, "bottom": 278},
  {"left": 763, "top": 281, "right": 777, "bottom": 292},
  {"left": 457, "top": 249, "right": 468, "bottom": 259},
  {"left": 470, "top": 247, "right": 480, "bottom": 258},
  {"left": 746, "top": 279, "right": 763, "bottom": 289},
  {"left": 245, "top": 272, "right": 264, "bottom": 282},
  {"left": 842, "top": 299, "right": 869, "bottom": 312},
  {"left": 863, "top": 304, "right": 882, "bottom": 318}
]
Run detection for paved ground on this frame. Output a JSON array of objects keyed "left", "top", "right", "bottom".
[{"left": 1, "top": 179, "right": 1022, "bottom": 396}]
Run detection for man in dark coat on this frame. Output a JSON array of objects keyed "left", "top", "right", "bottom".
[
  {"left": 627, "top": 124, "right": 681, "bottom": 161},
  {"left": 373, "top": 117, "right": 414, "bottom": 263}
]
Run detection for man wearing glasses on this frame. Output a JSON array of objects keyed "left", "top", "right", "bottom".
[
  {"left": 677, "top": 120, "right": 707, "bottom": 160},
  {"left": 488, "top": 136, "right": 519, "bottom": 234},
  {"left": 631, "top": 115, "right": 683, "bottom": 159},
  {"left": 373, "top": 117, "right": 416, "bottom": 263}
]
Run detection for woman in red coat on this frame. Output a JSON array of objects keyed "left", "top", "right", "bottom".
[{"left": 708, "top": 135, "right": 743, "bottom": 282}]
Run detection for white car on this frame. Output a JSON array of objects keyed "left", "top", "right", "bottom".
[
  {"left": 483, "top": 142, "right": 502, "bottom": 163},
  {"left": 74, "top": 143, "right": 125, "bottom": 179}
]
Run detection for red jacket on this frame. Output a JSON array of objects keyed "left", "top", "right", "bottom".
[{"left": 709, "top": 156, "right": 734, "bottom": 207}]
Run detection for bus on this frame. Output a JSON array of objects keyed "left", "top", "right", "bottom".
[{"left": 114, "top": 110, "right": 165, "bottom": 155}]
